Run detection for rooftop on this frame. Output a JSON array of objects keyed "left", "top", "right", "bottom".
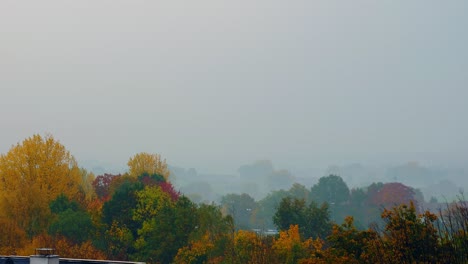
[{"left": 0, "top": 256, "right": 144, "bottom": 264}]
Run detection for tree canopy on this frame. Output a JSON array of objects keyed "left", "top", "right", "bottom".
[
  {"left": 310, "top": 174, "right": 350, "bottom": 205},
  {"left": 127, "top": 152, "right": 170, "bottom": 180},
  {"left": 274, "top": 197, "right": 332, "bottom": 239},
  {"left": 0, "top": 134, "right": 84, "bottom": 237}
]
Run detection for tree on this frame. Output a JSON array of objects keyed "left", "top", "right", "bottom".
[
  {"left": 272, "top": 225, "right": 312, "bottom": 264},
  {"left": 137, "top": 172, "right": 180, "bottom": 201},
  {"left": 310, "top": 175, "right": 350, "bottom": 205},
  {"left": 132, "top": 195, "right": 198, "bottom": 263},
  {"left": 220, "top": 193, "right": 258, "bottom": 230},
  {"left": 92, "top": 173, "right": 120, "bottom": 201},
  {"left": 257, "top": 189, "right": 289, "bottom": 229},
  {"left": 50, "top": 238, "right": 106, "bottom": 259},
  {"left": 311, "top": 175, "right": 350, "bottom": 222},
  {"left": 369, "top": 182, "right": 416, "bottom": 208},
  {"left": 78, "top": 168, "right": 97, "bottom": 204},
  {"left": 437, "top": 197, "right": 468, "bottom": 263},
  {"left": 100, "top": 177, "right": 143, "bottom": 259},
  {"left": 48, "top": 194, "right": 94, "bottom": 244},
  {"left": 327, "top": 216, "right": 377, "bottom": 262},
  {"left": 274, "top": 198, "right": 307, "bottom": 235},
  {"left": 234, "top": 230, "right": 269, "bottom": 264},
  {"left": 127, "top": 152, "right": 170, "bottom": 180},
  {"left": 49, "top": 209, "right": 94, "bottom": 244},
  {"left": 192, "top": 204, "right": 234, "bottom": 260},
  {"left": 102, "top": 177, "right": 143, "bottom": 233},
  {"left": 376, "top": 202, "right": 441, "bottom": 263},
  {"left": 274, "top": 197, "right": 332, "bottom": 239},
  {"left": 50, "top": 193, "right": 80, "bottom": 214},
  {"left": 175, "top": 204, "right": 234, "bottom": 263},
  {"left": 133, "top": 185, "right": 174, "bottom": 223},
  {"left": 256, "top": 186, "right": 310, "bottom": 230},
  {"left": 288, "top": 183, "right": 310, "bottom": 202},
  {"left": 192, "top": 204, "right": 232, "bottom": 241},
  {"left": 174, "top": 233, "right": 214, "bottom": 264},
  {"left": 0, "top": 134, "right": 83, "bottom": 237},
  {"left": 0, "top": 218, "right": 27, "bottom": 255}
]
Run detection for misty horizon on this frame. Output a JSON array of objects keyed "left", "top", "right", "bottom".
[{"left": 1, "top": 1, "right": 467, "bottom": 176}]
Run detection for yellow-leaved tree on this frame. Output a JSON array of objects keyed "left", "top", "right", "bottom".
[
  {"left": 273, "top": 225, "right": 312, "bottom": 264},
  {"left": 79, "top": 168, "right": 97, "bottom": 204},
  {"left": 0, "top": 134, "right": 83, "bottom": 239},
  {"left": 127, "top": 152, "right": 170, "bottom": 180}
]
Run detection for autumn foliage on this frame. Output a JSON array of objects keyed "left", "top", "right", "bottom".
[
  {"left": 0, "top": 134, "right": 84, "bottom": 238},
  {"left": 127, "top": 152, "right": 170, "bottom": 180},
  {"left": 1, "top": 134, "right": 468, "bottom": 264},
  {"left": 92, "top": 173, "right": 120, "bottom": 201},
  {"left": 369, "top": 182, "right": 416, "bottom": 208}
]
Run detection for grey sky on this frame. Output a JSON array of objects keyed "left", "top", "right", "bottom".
[{"left": 1, "top": 1, "right": 467, "bottom": 173}]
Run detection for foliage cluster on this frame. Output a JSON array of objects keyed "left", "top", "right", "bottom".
[{"left": 0, "top": 134, "right": 467, "bottom": 263}]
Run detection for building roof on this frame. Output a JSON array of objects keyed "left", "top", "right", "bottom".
[{"left": 1, "top": 256, "right": 144, "bottom": 264}]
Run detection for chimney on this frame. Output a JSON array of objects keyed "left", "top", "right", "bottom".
[{"left": 30, "top": 248, "right": 59, "bottom": 264}]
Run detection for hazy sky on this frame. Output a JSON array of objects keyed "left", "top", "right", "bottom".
[{"left": 1, "top": 1, "right": 467, "bottom": 174}]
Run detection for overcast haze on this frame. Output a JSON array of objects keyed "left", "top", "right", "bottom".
[{"left": 1, "top": 1, "right": 467, "bottom": 174}]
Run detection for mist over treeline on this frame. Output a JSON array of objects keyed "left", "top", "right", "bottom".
[{"left": 92, "top": 159, "right": 464, "bottom": 204}]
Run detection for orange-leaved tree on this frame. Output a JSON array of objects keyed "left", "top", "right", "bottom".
[
  {"left": 174, "top": 233, "right": 215, "bottom": 264},
  {"left": 326, "top": 216, "right": 377, "bottom": 263},
  {"left": 377, "top": 202, "right": 441, "bottom": 263}
]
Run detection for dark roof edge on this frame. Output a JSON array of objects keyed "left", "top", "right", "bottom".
[{"left": 1, "top": 256, "right": 144, "bottom": 264}]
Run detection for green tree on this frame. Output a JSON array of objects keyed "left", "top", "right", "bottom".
[
  {"left": 310, "top": 175, "right": 350, "bottom": 205},
  {"left": 132, "top": 195, "right": 197, "bottom": 263},
  {"left": 100, "top": 177, "right": 143, "bottom": 259},
  {"left": 102, "top": 177, "right": 143, "bottom": 231},
  {"left": 191, "top": 204, "right": 232, "bottom": 242},
  {"left": 257, "top": 190, "right": 289, "bottom": 229},
  {"left": 344, "top": 188, "right": 368, "bottom": 229},
  {"left": 49, "top": 209, "right": 94, "bottom": 244},
  {"left": 311, "top": 175, "right": 350, "bottom": 222},
  {"left": 48, "top": 194, "right": 95, "bottom": 245},
  {"left": 256, "top": 185, "right": 310, "bottom": 230},
  {"left": 220, "top": 193, "right": 258, "bottom": 230},
  {"left": 50, "top": 193, "right": 80, "bottom": 214},
  {"left": 288, "top": 183, "right": 310, "bottom": 202},
  {"left": 273, "top": 197, "right": 332, "bottom": 239}
]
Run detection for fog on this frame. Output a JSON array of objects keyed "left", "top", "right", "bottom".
[{"left": 1, "top": 1, "right": 467, "bottom": 197}]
